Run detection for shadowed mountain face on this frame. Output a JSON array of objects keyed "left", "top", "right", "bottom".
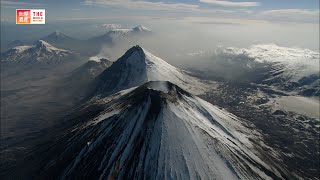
[
  {"left": 57, "top": 58, "right": 113, "bottom": 101},
  {"left": 71, "top": 58, "right": 112, "bottom": 77},
  {"left": 25, "top": 81, "right": 290, "bottom": 180}
]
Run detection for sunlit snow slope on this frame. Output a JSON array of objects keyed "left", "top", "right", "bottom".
[
  {"left": 43, "top": 81, "right": 290, "bottom": 180},
  {"left": 91, "top": 45, "right": 211, "bottom": 97}
]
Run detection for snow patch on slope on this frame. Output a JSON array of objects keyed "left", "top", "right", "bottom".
[
  {"left": 143, "top": 48, "right": 214, "bottom": 94},
  {"left": 146, "top": 81, "right": 170, "bottom": 93},
  {"left": 12, "top": 45, "right": 32, "bottom": 52}
]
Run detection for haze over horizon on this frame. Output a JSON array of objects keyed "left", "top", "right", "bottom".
[{"left": 1, "top": 0, "right": 319, "bottom": 51}]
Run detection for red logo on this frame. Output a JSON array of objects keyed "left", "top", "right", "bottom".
[
  {"left": 16, "top": 9, "right": 31, "bottom": 24},
  {"left": 16, "top": 9, "right": 45, "bottom": 24}
]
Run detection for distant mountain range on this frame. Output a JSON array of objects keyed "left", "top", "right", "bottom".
[
  {"left": 88, "top": 25, "right": 152, "bottom": 46},
  {"left": 3, "top": 25, "right": 152, "bottom": 57}
]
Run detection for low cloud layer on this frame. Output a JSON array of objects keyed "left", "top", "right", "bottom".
[
  {"left": 84, "top": 0, "right": 199, "bottom": 11},
  {"left": 82, "top": 0, "right": 319, "bottom": 24},
  {"left": 258, "top": 9, "right": 320, "bottom": 23},
  {"left": 96, "top": 24, "right": 125, "bottom": 30}
]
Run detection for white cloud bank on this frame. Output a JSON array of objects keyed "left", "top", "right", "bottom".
[
  {"left": 258, "top": 9, "right": 320, "bottom": 23},
  {"left": 84, "top": 0, "right": 199, "bottom": 11},
  {"left": 200, "top": 0, "right": 260, "bottom": 7},
  {"left": 79, "top": 0, "right": 320, "bottom": 24}
]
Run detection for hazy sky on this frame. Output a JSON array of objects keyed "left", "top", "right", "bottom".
[
  {"left": 1, "top": 0, "right": 319, "bottom": 51},
  {"left": 1, "top": 0, "right": 319, "bottom": 23}
]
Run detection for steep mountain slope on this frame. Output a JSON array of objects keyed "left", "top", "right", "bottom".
[
  {"left": 38, "top": 81, "right": 290, "bottom": 180},
  {"left": 71, "top": 58, "right": 112, "bottom": 78},
  {"left": 58, "top": 58, "right": 113, "bottom": 101},
  {"left": 90, "top": 45, "right": 212, "bottom": 97},
  {"left": 1, "top": 40, "right": 78, "bottom": 64}
]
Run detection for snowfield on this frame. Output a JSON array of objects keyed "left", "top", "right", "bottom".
[
  {"left": 186, "top": 44, "right": 319, "bottom": 96},
  {"left": 223, "top": 44, "right": 319, "bottom": 83}
]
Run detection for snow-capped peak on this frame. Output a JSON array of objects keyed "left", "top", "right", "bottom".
[
  {"left": 89, "top": 26, "right": 152, "bottom": 44},
  {"left": 35, "top": 40, "right": 68, "bottom": 52},
  {"left": 2, "top": 40, "right": 76, "bottom": 64},
  {"left": 91, "top": 45, "right": 212, "bottom": 97},
  {"left": 35, "top": 39, "right": 54, "bottom": 48},
  {"left": 117, "top": 45, "right": 176, "bottom": 70},
  {"left": 106, "top": 26, "right": 152, "bottom": 35},
  {"left": 116, "top": 45, "right": 148, "bottom": 65},
  {"left": 132, "top": 25, "right": 152, "bottom": 32}
]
